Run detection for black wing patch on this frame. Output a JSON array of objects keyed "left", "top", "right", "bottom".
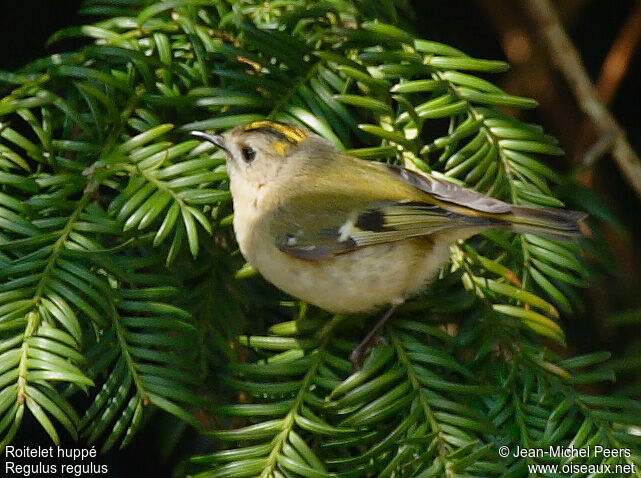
[{"left": 355, "top": 209, "right": 392, "bottom": 232}]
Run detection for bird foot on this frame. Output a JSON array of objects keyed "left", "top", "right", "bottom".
[{"left": 349, "top": 306, "right": 398, "bottom": 370}]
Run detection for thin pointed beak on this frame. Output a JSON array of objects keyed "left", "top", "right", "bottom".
[{"left": 191, "top": 131, "right": 227, "bottom": 151}]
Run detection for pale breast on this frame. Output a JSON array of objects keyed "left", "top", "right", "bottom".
[{"left": 243, "top": 226, "right": 450, "bottom": 313}]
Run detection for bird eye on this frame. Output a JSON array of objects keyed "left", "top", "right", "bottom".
[{"left": 241, "top": 146, "right": 256, "bottom": 163}]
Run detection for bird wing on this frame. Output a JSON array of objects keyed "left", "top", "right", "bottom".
[
  {"left": 273, "top": 200, "right": 455, "bottom": 260},
  {"left": 269, "top": 160, "right": 510, "bottom": 260}
]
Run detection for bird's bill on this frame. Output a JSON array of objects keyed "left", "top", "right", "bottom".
[{"left": 191, "top": 131, "right": 227, "bottom": 151}]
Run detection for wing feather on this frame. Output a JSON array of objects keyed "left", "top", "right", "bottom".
[
  {"left": 272, "top": 199, "right": 496, "bottom": 260},
  {"left": 269, "top": 159, "right": 512, "bottom": 261},
  {"left": 385, "top": 165, "right": 511, "bottom": 213}
]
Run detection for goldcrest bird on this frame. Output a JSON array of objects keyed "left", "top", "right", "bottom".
[{"left": 192, "top": 120, "right": 585, "bottom": 365}]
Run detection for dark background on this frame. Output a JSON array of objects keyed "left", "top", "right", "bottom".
[{"left": 1, "top": 1, "right": 640, "bottom": 476}]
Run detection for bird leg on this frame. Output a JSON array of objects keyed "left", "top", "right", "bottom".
[{"left": 350, "top": 304, "right": 399, "bottom": 370}]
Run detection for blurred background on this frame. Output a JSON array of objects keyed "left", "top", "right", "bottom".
[{"left": 1, "top": 0, "right": 640, "bottom": 475}]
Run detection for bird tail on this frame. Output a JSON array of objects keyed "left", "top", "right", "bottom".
[{"left": 506, "top": 206, "right": 587, "bottom": 241}]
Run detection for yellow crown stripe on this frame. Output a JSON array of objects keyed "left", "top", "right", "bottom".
[{"left": 243, "top": 120, "right": 307, "bottom": 143}]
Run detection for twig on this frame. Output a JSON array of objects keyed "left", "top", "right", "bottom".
[
  {"left": 477, "top": 0, "right": 582, "bottom": 148},
  {"left": 573, "top": 0, "right": 641, "bottom": 177},
  {"left": 521, "top": 0, "right": 641, "bottom": 199},
  {"left": 577, "top": 131, "right": 617, "bottom": 173},
  {"left": 596, "top": 0, "right": 641, "bottom": 105}
]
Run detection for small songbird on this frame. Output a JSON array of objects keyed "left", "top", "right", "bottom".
[{"left": 192, "top": 120, "right": 585, "bottom": 366}]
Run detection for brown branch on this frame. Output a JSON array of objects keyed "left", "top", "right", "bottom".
[
  {"left": 477, "top": 0, "right": 581, "bottom": 147},
  {"left": 521, "top": 0, "right": 641, "bottom": 199},
  {"left": 572, "top": 1, "right": 641, "bottom": 183},
  {"left": 596, "top": 0, "right": 641, "bottom": 105}
]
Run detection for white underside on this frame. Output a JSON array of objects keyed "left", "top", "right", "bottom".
[{"left": 248, "top": 235, "right": 453, "bottom": 313}]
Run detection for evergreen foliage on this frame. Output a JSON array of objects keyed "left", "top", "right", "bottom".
[{"left": 0, "top": 0, "right": 639, "bottom": 476}]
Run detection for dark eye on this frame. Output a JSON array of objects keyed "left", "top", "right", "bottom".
[{"left": 241, "top": 146, "right": 256, "bottom": 163}]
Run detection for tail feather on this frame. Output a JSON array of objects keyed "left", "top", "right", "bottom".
[{"left": 507, "top": 205, "right": 587, "bottom": 241}]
